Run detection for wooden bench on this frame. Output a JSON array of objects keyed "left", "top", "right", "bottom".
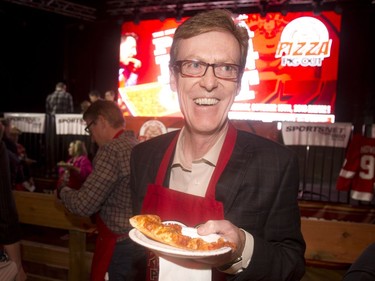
[
  {"left": 13, "top": 190, "right": 96, "bottom": 281},
  {"left": 300, "top": 201, "right": 375, "bottom": 267}
]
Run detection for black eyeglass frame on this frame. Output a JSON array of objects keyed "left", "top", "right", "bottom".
[
  {"left": 172, "top": 60, "right": 242, "bottom": 82},
  {"left": 84, "top": 120, "right": 96, "bottom": 133}
]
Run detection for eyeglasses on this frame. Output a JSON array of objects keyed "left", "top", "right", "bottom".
[
  {"left": 84, "top": 120, "right": 95, "bottom": 133},
  {"left": 172, "top": 60, "right": 241, "bottom": 82}
]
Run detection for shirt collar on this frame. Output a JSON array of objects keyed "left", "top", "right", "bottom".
[{"left": 172, "top": 126, "right": 228, "bottom": 170}]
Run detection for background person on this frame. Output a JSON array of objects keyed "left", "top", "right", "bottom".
[
  {"left": 45, "top": 82, "right": 74, "bottom": 114},
  {"left": 130, "top": 9, "right": 305, "bottom": 281},
  {"left": 80, "top": 100, "right": 91, "bottom": 113},
  {"left": 45, "top": 82, "right": 74, "bottom": 175},
  {"left": 56, "top": 100, "right": 138, "bottom": 281},
  {"left": 88, "top": 90, "right": 103, "bottom": 103},
  {"left": 0, "top": 122, "right": 27, "bottom": 281},
  {"left": 119, "top": 33, "right": 142, "bottom": 87},
  {"left": 0, "top": 119, "right": 35, "bottom": 192},
  {"left": 57, "top": 140, "right": 92, "bottom": 190},
  {"left": 104, "top": 90, "right": 117, "bottom": 102},
  {"left": 87, "top": 90, "right": 103, "bottom": 159},
  {"left": 8, "top": 126, "right": 36, "bottom": 192}
]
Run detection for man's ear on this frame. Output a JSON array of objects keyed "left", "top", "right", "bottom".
[{"left": 96, "top": 115, "right": 106, "bottom": 128}]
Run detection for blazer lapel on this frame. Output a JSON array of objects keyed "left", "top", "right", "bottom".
[{"left": 215, "top": 134, "right": 253, "bottom": 215}]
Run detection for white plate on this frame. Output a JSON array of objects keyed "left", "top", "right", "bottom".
[{"left": 129, "top": 228, "right": 232, "bottom": 259}]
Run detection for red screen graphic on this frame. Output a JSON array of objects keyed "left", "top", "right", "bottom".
[{"left": 119, "top": 11, "right": 341, "bottom": 122}]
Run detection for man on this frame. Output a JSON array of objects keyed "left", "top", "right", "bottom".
[
  {"left": 130, "top": 9, "right": 306, "bottom": 281},
  {"left": 45, "top": 82, "right": 74, "bottom": 114},
  {"left": 56, "top": 100, "right": 138, "bottom": 281},
  {"left": 104, "top": 90, "right": 117, "bottom": 102},
  {"left": 119, "top": 33, "right": 142, "bottom": 87},
  {"left": 0, "top": 122, "right": 27, "bottom": 281},
  {"left": 45, "top": 83, "right": 74, "bottom": 175},
  {"left": 0, "top": 119, "right": 35, "bottom": 192},
  {"left": 88, "top": 90, "right": 103, "bottom": 103}
]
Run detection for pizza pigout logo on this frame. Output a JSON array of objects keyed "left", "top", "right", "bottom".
[{"left": 275, "top": 17, "right": 332, "bottom": 67}]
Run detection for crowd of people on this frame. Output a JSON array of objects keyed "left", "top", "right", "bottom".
[
  {"left": 44, "top": 31, "right": 140, "bottom": 117},
  {"left": 2, "top": 8, "right": 374, "bottom": 281},
  {"left": 45, "top": 81, "right": 121, "bottom": 115}
]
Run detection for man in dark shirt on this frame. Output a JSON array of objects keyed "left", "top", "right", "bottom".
[
  {"left": 45, "top": 82, "right": 74, "bottom": 114},
  {"left": 56, "top": 100, "right": 139, "bottom": 281},
  {"left": 0, "top": 122, "right": 27, "bottom": 281}
]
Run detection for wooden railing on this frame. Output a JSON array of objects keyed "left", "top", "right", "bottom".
[
  {"left": 13, "top": 191, "right": 96, "bottom": 281},
  {"left": 13, "top": 190, "right": 375, "bottom": 280},
  {"left": 302, "top": 218, "right": 375, "bottom": 266},
  {"left": 300, "top": 201, "right": 375, "bottom": 267}
]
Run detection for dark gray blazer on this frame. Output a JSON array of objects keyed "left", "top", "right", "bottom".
[{"left": 130, "top": 127, "right": 306, "bottom": 281}]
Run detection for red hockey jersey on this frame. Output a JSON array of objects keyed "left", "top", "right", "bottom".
[{"left": 336, "top": 134, "right": 375, "bottom": 202}]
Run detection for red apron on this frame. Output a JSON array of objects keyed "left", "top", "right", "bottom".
[
  {"left": 90, "top": 129, "right": 127, "bottom": 281},
  {"left": 90, "top": 215, "right": 124, "bottom": 281},
  {"left": 141, "top": 124, "right": 237, "bottom": 281}
]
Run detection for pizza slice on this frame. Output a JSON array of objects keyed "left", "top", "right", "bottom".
[{"left": 129, "top": 214, "right": 236, "bottom": 251}]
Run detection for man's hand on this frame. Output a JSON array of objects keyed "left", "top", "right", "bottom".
[
  {"left": 124, "top": 58, "right": 142, "bottom": 69},
  {"left": 196, "top": 220, "right": 246, "bottom": 267},
  {"left": 155, "top": 220, "right": 245, "bottom": 269}
]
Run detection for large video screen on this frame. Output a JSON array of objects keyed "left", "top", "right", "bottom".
[{"left": 119, "top": 11, "right": 341, "bottom": 123}]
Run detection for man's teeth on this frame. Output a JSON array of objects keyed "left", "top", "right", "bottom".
[{"left": 194, "top": 98, "right": 219, "bottom": 105}]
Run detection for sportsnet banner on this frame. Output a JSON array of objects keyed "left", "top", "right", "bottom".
[
  {"left": 4, "top": 113, "right": 45, "bottom": 134},
  {"left": 282, "top": 122, "right": 352, "bottom": 147},
  {"left": 55, "top": 114, "right": 87, "bottom": 135}
]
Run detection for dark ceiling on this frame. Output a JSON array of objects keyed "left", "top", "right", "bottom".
[{"left": 2, "top": 0, "right": 374, "bottom": 22}]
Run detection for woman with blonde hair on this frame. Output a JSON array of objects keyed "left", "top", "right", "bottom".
[{"left": 57, "top": 140, "right": 92, "bottom": 190}]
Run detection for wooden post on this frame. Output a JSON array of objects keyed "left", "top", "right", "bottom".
[
  {"left": 69, "top": 230, "right": 88, "bottom": 280},
  {"left": 13, "top": 191, "right": 96, "bottom": 280}
]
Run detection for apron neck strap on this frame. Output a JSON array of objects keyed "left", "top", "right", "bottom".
[
  {"left": 113, "top": 129, "right": 125, "bottom": 139},
  {"left": 155, "top": 132, "right": 179, "bottom": 185}
]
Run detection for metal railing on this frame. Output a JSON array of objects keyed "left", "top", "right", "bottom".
[{"left": 5, "top": 113, "right": 374, "bottom": 207}]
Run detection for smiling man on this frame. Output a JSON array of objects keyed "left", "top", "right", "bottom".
[{"left": 130, "top": 9, "right": 305, "bottom": 281}]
